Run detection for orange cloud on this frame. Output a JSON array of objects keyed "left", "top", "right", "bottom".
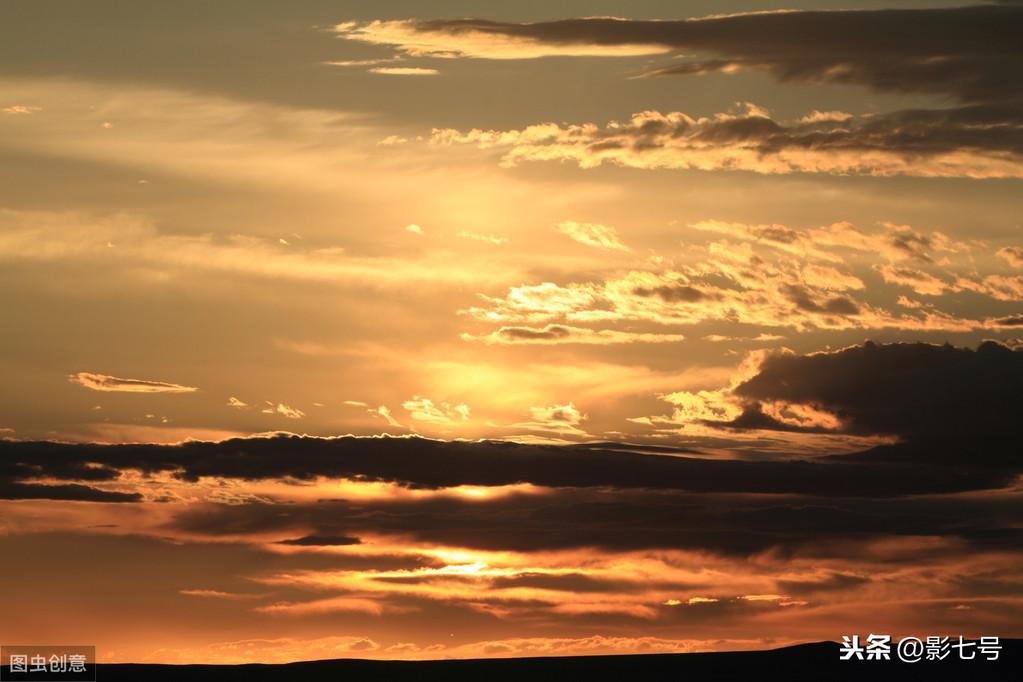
[
  {"left": 334, "top": 20, "right": 669, "bottom": 59},
  {"left": 554, "top": 221, "right": 631, "bottom": 252},
  {"left": 68, "top": 372, "right": 198, "bottom": 394},
  {"left": 432, "top": 106, "right": 1023, "bottom": 179},
  {"left": 462, "top": 324, "right": 684, "bottom": 345}
]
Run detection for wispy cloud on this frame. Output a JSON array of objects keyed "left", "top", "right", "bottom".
[
  {"left": 334, "top": 20, "right": 667, "bottom": 59},
  {"left": 402, "top": 396, "right": 470, "bottom": 424},
  {"left": 179, "top": 589, "right": 261, "bottom": 600},
  {"left": 458, "top": 231, "right": 509, "bottom": 245},
  {"left": 554, "top": 221, "right": 630, "bottom": 252},
  {"left": 463, "top": 324, "right": 684, "bottom": 345},
  {"left": 69, "top": 372, "right": 198, "bottom": 394},
  {"left": 368, "top": 67, "right": 439, "bottom": 76},
  {"left": 2, "top": 105, "right": 41, "bottom": 114},
  {"left": 261, "top": 402, "right": 305, "bottom": 419},
  {"left": 0, "top": 209, "right": 521, "bottom": 289}
]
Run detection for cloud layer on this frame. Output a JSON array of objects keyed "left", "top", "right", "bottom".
[
  {"left": 432, "top": 103, "right": 1023, "bottom": 178},
  {"left": 339, "top": 7, "right": 1022, "bottom": 103},
  {"left": 338, "top": 6, "right": 1023, "bottom": 179}
]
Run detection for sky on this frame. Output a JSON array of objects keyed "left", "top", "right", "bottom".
[{"left": 1, "top": 0, "right": 1021, "bottom": 664}]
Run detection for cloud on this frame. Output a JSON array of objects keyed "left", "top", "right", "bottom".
[
  {"left": 368, "top": 67, "right": 439, "bottom": 76},
  {"left": 464, "top": 263, "right": 984, "bottom": 335},
  {"left": 261, "top": 403, "right": 305, "bottom": 419},
  {"left": 509, "top": 401, "right": 590, "bottom": 436},
  {"left": 996, "top": 246, "right": 1023, "bottom": 268},
  {"left": 277, "top": 535, "right": 362, "bottom": 547},
  {"left": 227, "top": 397, "right": 248, "bottom": 408},
  {"left": 731, "top": 341, "right": 1023, "bottom": 448},
  {"left": 800, "top": 264, "right": 864, "bottom": 292},
  {"left": 334, "top": 20, "right": 669, "bottom": 59},
  {"left": 179, "top": 589, "right": 261, "bottom": 600},
  {"left": 405, "top": 223, "right": 424, "bottom": 235},
  {"left": 163, "top": 477, "right": 1023, "bottom": 559},
  {"left": 527, "top": 403, "right": 584, "bottom": 426},
  {"left": 662, "top": 390, "right": 742, "bottom": 423},
  {"left": 462, "top": 324, "right": 684, "bottom": 345},
  {"left": 694, "top": 219, "right": 971, "bottom": 265},
  {"left": 776, "top": 572, "right": 870, "bottom": 596},
  {"left": 460, "top": 217, "right": 1018, "bottom": 342},
  {"left": 402, "top": 397, "right": 470, "bottom": 424},
  {"left": 686, "top": 596, "right": 719, "bottom": 605},
  {"left": 256, "top": 596, "right": 392, "bottom": 616},
  {"left": 632, "top": 339, "right": 1023, "bottom": 473},
  {"left": 988, "top": 315, "right": 1023, "bottom": 327},
  {"left": 458, "top": 231, "right": 508, "bottom": 245},
  {"left": 0, "top": 481, "right": 142, "bottom": 503},
  {"left": 464, "top": 282, "right": 598, "bottom": 323},
  {"left": 0, "top": 78, "right": 382, "bottom": 194},
  {"left": 346, "top": 11, "right": 1023, "bottom": 179},
  {"left": 432, "top": 103, "right": 1023, "bottom": 179},
  {"left": 2, "top": 105, "right": 41, "bottom": 114},
  {"left": 554, "top": 221, "right": 630, "bottom": 252},
  {"left": 876, "top": 265, "right": 951, "bottom": 296},
  {"left": 0, "top": 209, "right": 517, "bottom": 291},
  {"left": 324, "top": 58, "right": 400, "bottom": 68},
  {"left": 1, "top": 429, "right": 1017, "bottom": 499},
  {"left": 373, "top": 405, "right": 404, "bottom": 429},
  {"left": 957, "top": 273, "right": 1023, "bottom": 302},
  {"left": 68, "top": 372, "right": 198, "bottom": 394},
  {"left": 393, "top": 7, "right": 1023, "bottom": 180},
  {"left": 343, "top": 7, "right": 1021, "bottom": 103}
]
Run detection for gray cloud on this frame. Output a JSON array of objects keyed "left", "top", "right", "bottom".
[
  {"left": 167, "top": 485, "right": 1023, "bottom": 559},
  {"left": 371, "top": 6, "right": 1023, "bottom": 178},
  {"left": 372, "top": 6, "right": 1022, "bottom": 104}
]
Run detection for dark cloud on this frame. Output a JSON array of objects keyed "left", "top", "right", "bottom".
[
  {"left": 0, "top": 481, "right": 141, "bottom": 503},
  {"left": 277, "top": 534, "right": 362, "bottom": 547},
  {"left": 733, "top": 341, "right": 1023, "bottom": 449},
  {"left": 493, "top": 325, "right": 573, "bottom": 341},
  {"left": 0, "top": 458, "right": 139, "bottom": 502},
  {"left": 714, "top": 404, "right": 834, "bottom": 435},
  {"left": 1, "top": 343, "right": 1019, "bottom": 505},
  {"left": 776, "top": 572, "right": 871, "bottom": 596},
  {"left": 4, "top": 341, "right": 1020, "bottom": 565},
  {"left": 488, "top": 572, "right": 661, "bottom": 594},
  {"left": 783, "top": 285, "right": 860, "bottom": 316},
  {"left": 166, "top": 486, "right": 1023, "bottom": 558},
  {"left": 411, "top": 8, "right": 1023, "bottom": 177},
  {"left": 414, "top": 6, "right": 1022, "bottom": 104},
  {"left": 0, "top": 431, "right": 1016, "bottom": 499},
  {"left": 632, "top": 284, "right": 709, "bottom": 303}
]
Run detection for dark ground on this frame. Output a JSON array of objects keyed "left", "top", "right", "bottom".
[{"left": 68, "top": 639, "right": 1018, "bottom": 681}]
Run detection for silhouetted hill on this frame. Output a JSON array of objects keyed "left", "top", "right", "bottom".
[{"left": 87, "top": 640, "right": 1019, "bottom": 681}]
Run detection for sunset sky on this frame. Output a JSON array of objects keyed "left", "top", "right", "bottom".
[{"left": 1, "top": 0, "right": 1021, "bottom": 664}]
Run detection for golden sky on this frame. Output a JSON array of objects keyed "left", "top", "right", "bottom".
[{"left": 1, "top": 0, "right": 1021, "bottom": 664}]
